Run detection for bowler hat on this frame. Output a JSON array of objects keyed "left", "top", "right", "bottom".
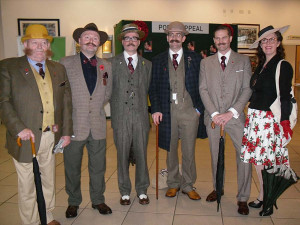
[
  {"left": 164, "top": 21, "right": 189, "bottom": 35},
  {"left": 73, "top": 23, "right": 108, "bottom": 46},
  {"left": 250, "top": 25, "right": 289, "bottom": 49},
  {"left": 118, "top": 23, "right": 145, "bottom": 41},
  {"left": 21, "top": 24, "right": 53, "bottom": 43}
]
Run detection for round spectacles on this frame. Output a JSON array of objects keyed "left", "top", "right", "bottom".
[
  {"left": 168, "top": 33, "right": 183, "bottom": 38},
  {"left": 261, "top": 37, "right": 277, "bottom": 44},
  {"left": 123, "top": 36, "right": 140, "bottom": 42}
]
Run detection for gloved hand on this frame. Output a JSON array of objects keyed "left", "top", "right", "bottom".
[{"left": 280, "top": 120, "right": 293, "bottom": 139}]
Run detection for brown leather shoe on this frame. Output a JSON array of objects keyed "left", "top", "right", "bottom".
[
  {"left": 138, "top": 194, "right": 150, "bottom": 205},
  {"left": 92, "top": 203, "right": 112, "bottom": 215},
  {"left": 165, "top": 188, "right": 180, "bottom": 197},
  {"left": 65, "top": 205, "right": 79, "bottom": 218},
  {"left": 120, "top": 197, "right": 131, "bottom": 205},
  {"left": 237, "top": 201, "right": 249, "bottom": 215},
  {"left": 47, "top": 220, "right": 61, "bottom": 225},
  {"left": 182, "top": 190, "right": 201, "bottom": 200},
  {"left": 206, "top": 190, "right": 224, "bottom": 202}
]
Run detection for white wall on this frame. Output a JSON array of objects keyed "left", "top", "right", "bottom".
[{"left": 1, "top": 0, "right": 300, "bottom": 59}]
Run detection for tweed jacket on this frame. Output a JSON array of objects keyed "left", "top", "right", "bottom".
[
  {"left": 199, "top": 50, "right": 252, "bottom": 126},
  {"left": 60, "top": 54, "right": 112, "bottom": 141},
  {"left": 0, "top": 56, "right": 73, "bottom": 163},
  {"left": 110, "top": 53, "right": 152, "bottom": 130},
  {"left": 149, "top": 50, "right": 206, "bottom": 151}
]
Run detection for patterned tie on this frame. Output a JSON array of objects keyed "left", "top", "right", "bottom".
[
  {"left": 173, "top": 54, "right": 179, "bottom": 70},
  {"left": 36, "top": 63, "right": 45, "bottom": 79},
  {"left": 221, "top": 56, "right": 226, "bottom": 71},
  {"left": 128, "top": 57, "right": 134, "bottom": 74}
]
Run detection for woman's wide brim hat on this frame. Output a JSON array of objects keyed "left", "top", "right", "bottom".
[
  {"left": 249, "top": 25, "right": 289, "bottom": 49},
  {"left": 73, "top": 23, "right": 108, "bottom": 46},
  {"left": 118, "top": 23, "right": 145, "bottom": 41},
  {"left": 21, "top": 24, "right": 53, "bottom": 43}
]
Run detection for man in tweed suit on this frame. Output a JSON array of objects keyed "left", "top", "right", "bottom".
[
  {"left": 199, "top": 25, "right": 252, "bottom": 215},
  {"left": 149, "top": 21, "right": 205, "bottom": 200},
  {"left": 111, "top": 23, "right": 152, "bottom": 206},
  {"left": 60, "top": 23, "right": 112, "bottom": 218},
  {"left": 0, "top": 24, "right": 72, "bottom": 225}
]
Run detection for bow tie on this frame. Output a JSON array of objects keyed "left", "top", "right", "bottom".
[{"left": 83, "top": 58, "right": 97, "bottom": 67}]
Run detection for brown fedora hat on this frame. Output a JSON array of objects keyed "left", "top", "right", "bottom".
[
  {"left": 249, "top": 25, "right": 289, "bottom": 49},
  {"left": 118, "top": 23, "right": 145, "bottom": 41},
  {"left": 164, "top": 21, "right": 189, "bottom": 35},
  {"left": 73, "top": 23, "right": 108, "bottom": 46}
]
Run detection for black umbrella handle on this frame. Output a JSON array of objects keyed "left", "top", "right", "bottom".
[
  {"left": 211, "top": 122, "right": 224, "bottom": 137},
  {"left": 17, "top": 137, "right": 37, "bottom": 157}
]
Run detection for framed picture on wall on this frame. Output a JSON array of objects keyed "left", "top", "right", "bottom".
[
  {"left": 236, "top": 24, "right": 260, "bottom": 49},
  {"left": 240, "top": 52, "right": 258, "bottom": 73},
  {"left": 18, "top": 18, "right": 60, "bottom": 36}
]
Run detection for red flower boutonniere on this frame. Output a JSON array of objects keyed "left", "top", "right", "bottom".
[
  {"left": 102, "top": 72, "right": 108, "bottom": 86},
  {"left": 99, "top": 65, "right": 104, "bottom": 71},
  {"left": 164, "top": 67, "right": 167, "bottom": 71},
  {"left": 25, "top": 68, "right": 29, "bottom": 75}
]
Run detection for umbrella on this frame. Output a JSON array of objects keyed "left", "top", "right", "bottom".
[
  {"left": 17, "top": 137, "right": 47, "bottom": 225},
  {"left": 211, "top": 122, "right": 225, "bottom": 212},
  {"left": 156, "top": 124, "right": 159, "bottom": 200},
  {"left": 260, "top": 164, "right": 298, "bottom": 216}
]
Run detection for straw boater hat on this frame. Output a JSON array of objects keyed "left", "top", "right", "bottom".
[
  {"left": 21, "top": 24, "right": 53, "bottom": 43},
  {"left": 249, "top": 25, "right": 290, "bottom": 49},
  {"left": 164, "top": 21, "right": 189, "bottom": 35},
  {"left": 73, "top": 23, "right": 108, "bottom": 46},
  {"left": 118, "top": 23, "right": 145, "bottom": 41}
]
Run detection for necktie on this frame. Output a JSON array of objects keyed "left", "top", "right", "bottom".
[
  {"left": 36, "top": 63, "right": 45, "bottom": 79},
  {"left": 173, "top": 54, "right": 179, "bottom": 70},
  {"left": 221, "top": 56, "right": 226, "bottom": 71},
  {"left": 128, "top": 57, "right": 134, "bottom": 74}
]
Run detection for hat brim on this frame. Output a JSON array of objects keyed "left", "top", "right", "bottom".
[
  {"left": 21, "top": 35, "right": 53, "bottom": 43},
  {"left": 73, "top": 28, "right": 108, "bottom": 46},
  {"left": 249, "top": 25, "right": 289, "bottom": 49},
  {"left": 118, "top": 30, "right": 145, "bottom": 41}
]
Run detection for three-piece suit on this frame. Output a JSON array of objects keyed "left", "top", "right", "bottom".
[
  {"left": 199, "top": 50, "right": 252, "bottom": 201},
  {"left": 0, "top": 55, "right": 73, "bottom": 224},
  {"left": 149, "top": 50, "right": 206, "bottom": 192},
  {"left": 60, "top": 54, "right": 112, "bottom": 206},
  {"left": 110, "top": 53, "right": 151, "bottom": 196}
]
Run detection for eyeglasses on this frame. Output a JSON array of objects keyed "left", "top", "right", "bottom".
[
  {"left": 123, "top": 36, "right": 139, "bottom": 42},
  {"left": 168, "top": 33, "right": 183, "bottom": 38},
  {"left": 261, "top": 37, "right": 277, "bottom": 44}
]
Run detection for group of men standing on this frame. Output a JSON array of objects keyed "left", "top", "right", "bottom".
[{"left": 0, "top": 20, "right": 252, "bottom": 225}]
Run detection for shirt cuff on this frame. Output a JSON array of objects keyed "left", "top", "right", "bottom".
[
  {"left": 195, "top": 108, "right": 200, "bottom": 114},
  {"left": 228, "top": 108, "right": 239, "bottom": 119},
  {"left": 211, "top": 112, "right": 219, "bottom": 119}
]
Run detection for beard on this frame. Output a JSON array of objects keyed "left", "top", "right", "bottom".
[{"left": 24, "top": 48, "right": 53, "bottom": 59}]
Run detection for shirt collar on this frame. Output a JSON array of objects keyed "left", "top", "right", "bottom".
[
  {"left": 169, "top": 48, "right": 183, "bottom": 62},
  {"left": 27, "top": 57, "right": 45, "bottom": 72},
  {"left": 217, "top": 49, "right": 231, "bottom": 64},
  {"left": 124, "top": 51, "right": 138, "bottom": 62}
]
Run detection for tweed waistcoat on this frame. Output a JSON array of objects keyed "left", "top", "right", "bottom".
[
  {"left": 168, "top": 57, "right": 193, "bottom": 110},
  {"left": 30, "top": 65, "right": 54, "bottom": 131}
]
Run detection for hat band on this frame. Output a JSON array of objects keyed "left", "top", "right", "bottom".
[{"left": 122, "top": 27, "right": 139, "bottom": 32}]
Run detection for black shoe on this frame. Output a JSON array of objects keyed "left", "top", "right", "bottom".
[
  {"left": 66, "top": 205, "right": 79, "bottom": 218},
  {"left": 92, "top": 203, "right": 112, "bottom": 215},
  {"left": 259, "top": 206, "right": 273, "bottom": 216},
  {"left": 248, "top": 199, "right": 263, "bottom": 208}
]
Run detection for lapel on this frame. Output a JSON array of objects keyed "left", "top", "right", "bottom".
[
  {"left": 18, "top": 56, "right": 41, "bottom": 102},
  {"left": 46, "top": 59, "right": 59, "bottom": 108},
  {"left": 224, "top": 50, "right": 237, "bottom": 77},
  {"left": 160, "top": 51, "right": 169, "bottom": 79},
  {"left": 73, "top": 54, "right": 90, "bottom": 95}
]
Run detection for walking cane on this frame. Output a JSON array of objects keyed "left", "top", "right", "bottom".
[{"left": 156, "top": 124, "right": 159, "bottom": 200}]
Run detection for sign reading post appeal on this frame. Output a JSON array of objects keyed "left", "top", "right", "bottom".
[{"left": 152, "top": 21, "right": 209, "bottom": 34}]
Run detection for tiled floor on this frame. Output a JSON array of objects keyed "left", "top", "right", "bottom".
[{"left": 1, "top": 106, "right": 300, "bottom": 225}]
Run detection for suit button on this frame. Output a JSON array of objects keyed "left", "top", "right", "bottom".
[
  {"left": 125, "top": 102, "right": 127, "bottom": 104},
  {"left": 39, "top": 128, "right": 42, "bottom": 131},
  {"left": 90, "top": 97, "right": 92, "bottom": 100},
  {"left": 89, "top": 111, "right": 91, "bottom": 113},
  {"left": 126, "top": 91, "right": 129, "bottom": 93},
  {"left": 40, "top": 110, "right": 43, "bottom": 113}
]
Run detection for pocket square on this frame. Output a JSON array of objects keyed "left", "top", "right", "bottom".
[
  {"left": 236, "top": 70, "right": 244, "bottom": 72},
  {"left": 59, "top": 80, "right": 67, "bottom": 87}
]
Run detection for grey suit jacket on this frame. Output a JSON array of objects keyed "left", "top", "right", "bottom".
[
  {"left": 199, "top": 50, "right": 252, "bottom": 126},
  {"left": 0, "top": 56, "right": 73, "bottom": 163},
  {"left": 60, "top": 54, "right": 112, "bottom": 141},
  {"left": 110, "top": 53, "right": 152, "bottom": 130}
]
